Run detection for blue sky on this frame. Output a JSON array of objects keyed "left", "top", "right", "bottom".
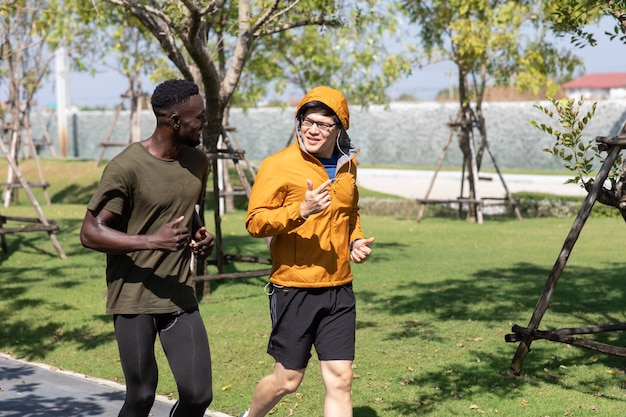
[{"left": 34, "top": 18, "right": 626, "bottom": 109}]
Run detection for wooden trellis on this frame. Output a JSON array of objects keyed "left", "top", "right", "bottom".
[
  {"left": 0, "top": 137, "right": 66, "bottom": 259},
  {"left": 193, "top": 126, "right": 272, "bottom": 291},
  {"left": 506, "top": 124, "right": 626, "bottom": 374},
  {"left": 0, "top": 96, "right": 65, "bottom": 259},
  {"left": 95, "top": 82, "right": 148, "bottom": 167},
  {"left": 416, "top": 107, "right": 521, "bottom": 223},
  {"left": 2, "top": 103, "right": 52, "bottom": 207}
]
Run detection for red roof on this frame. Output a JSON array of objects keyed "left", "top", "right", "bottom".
[{"left": 562, "top": 72, "right": 626, "bottom": 89}]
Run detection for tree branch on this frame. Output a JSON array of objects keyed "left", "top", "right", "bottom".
[
  {"left": 254, "top": 18, "right": 341, "bottom": 37},
  {"left": 103, "top": 0, "right": 193, "bottom": 80},
  {"left": 199, "top": 0, "right": 225, "bottom": 16},
  {"left": 251, "top": 0, "right": 285, "bottom": 33}
]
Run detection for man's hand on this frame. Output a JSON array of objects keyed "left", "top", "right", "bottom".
[
  {"left": 152, "top": 216, "right": 191, "bottom": 252},
  {"left": 300, "top": 179, "right": 332, "bottom": 218},
  {"left": 190, "top": 226, "right": 215, "bottom": 259},
  {"left": 350, "top": 237, "right": 375, "bottom": 263}
]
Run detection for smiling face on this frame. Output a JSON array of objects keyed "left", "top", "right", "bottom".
[
  {"left": 173, "top": 94, "right": 207, "bottom": 147},
  {"left": 300, "top": 109, "right": 340, "bottom": 159}
]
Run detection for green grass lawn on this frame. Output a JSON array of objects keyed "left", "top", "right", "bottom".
[{"left": 2, "top": 159, "right": 626, "bottom": 416}]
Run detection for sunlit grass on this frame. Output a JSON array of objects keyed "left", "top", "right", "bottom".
[{"left": 2, "top": 159, "right": 626, "bottom": 416}]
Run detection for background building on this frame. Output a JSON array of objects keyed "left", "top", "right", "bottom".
[{"left": 562, "top": 72, "right": 626, "bottom": 100}]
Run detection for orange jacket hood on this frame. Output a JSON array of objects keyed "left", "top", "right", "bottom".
[{"left": 296, "top": 86, "right": 350, "bottom": 130}]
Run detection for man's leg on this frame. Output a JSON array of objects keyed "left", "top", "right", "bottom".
[
  {"left": 246, "top": 362, "right": 305, "bottom": 417},
  {"left": 114, "top": 314, "right": 158, "bottom": 417},
  {"left": 320, "top": 360, "right": 353, "bottom": 417},
  {"left": 159, "top": 309, "right": 213, "bottom": 417}
]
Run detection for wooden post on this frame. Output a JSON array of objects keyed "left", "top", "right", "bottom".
[
  {"left": 483, "top": 140, "right": 522, "bottom": 220},
  {"left": 0, "top": 139, "right": 66, "bottom": 259},
  {"left": 466, "top": 126, "right": 483, "bottom": 224},
  {"left": 416, "top": 128, "right": 455, "bottom": 222},
  {"left": 508, "top": 142, "right": 622, "bottom": 374}
]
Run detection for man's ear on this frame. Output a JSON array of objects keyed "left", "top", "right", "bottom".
[{"left": 170, "top": 114, "right": 180, "bottom": 129}]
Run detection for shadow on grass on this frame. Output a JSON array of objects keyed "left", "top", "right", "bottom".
[
  {"left": 201, "top": 233, "right": 272, "bottom": 295},
  {"left": 0, "top": 218, "right": 113, "bottom": 359},
  {"left": 363, "top": 261, "right": 626, "bottom": 331},
  {"left": 354, "top": 406, "right": 380, "bottom": 417},
  {"left": 357, "top": 260, "right": 626, "bottom": 415},
  {"left": 0, "top": 216, "right": 271, "bottom": 360},
  {"left": 51, "top": 182, "right": 100, "bottom": 205}
]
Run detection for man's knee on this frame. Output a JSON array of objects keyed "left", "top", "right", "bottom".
[
  {"left": 181, "top": 386, "right": 213, "bottom": 409},
  {"left": 280, "top": 377, "right": 302, "bottom": 394},
  {"left": 123, "top": 390, "right": 156, "bottom": 415},
  {"left": 321, "top": 361, "right": 353, "bottom": 392},
  {"left": 274, "top": 366, "right": 305, "bottom": 394}
]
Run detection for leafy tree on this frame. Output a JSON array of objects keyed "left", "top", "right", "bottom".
[
  {"left": 79, "top": 6, "right": 174, "bottom": 143},
  {"left": 531, "top": 1, "right": 626, "bottom": 219},
  {"left": 235, "top": 2, "right": 412, "bottom": 108},
  {"left": 0, "top": 0, "right": 96, "bottom": 200},
  {"left": 100, "top": 0, "right": 410, "bottom": 149},
  {"left": 0, "top": 0, "right": 131, "bottom": 159},
  {"left": 547, "top": 0, "right": 626, "bottom": 47},
  {"left": 399, "top": 0, "right": 583, "bottom": 222}
]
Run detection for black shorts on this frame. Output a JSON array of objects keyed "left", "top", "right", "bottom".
[{"left": 267, "top": 283, "right": 356, "bottom": 370}]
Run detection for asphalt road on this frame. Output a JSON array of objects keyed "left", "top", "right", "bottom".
[{"left": 0, "top": 353, "right": 230, "bottom": 417}]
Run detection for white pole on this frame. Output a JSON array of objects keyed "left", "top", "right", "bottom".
[{"left": 55, "top": 46, "right": 69, "bottom": 157}]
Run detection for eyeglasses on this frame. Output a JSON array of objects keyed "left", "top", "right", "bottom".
[{"left": 301, "top": 118, "right": 337, "bottom": 133}]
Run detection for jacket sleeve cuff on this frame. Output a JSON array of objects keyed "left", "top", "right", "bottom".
[{"left": 350, "top": 238, "right": 363, "bottom": 251}]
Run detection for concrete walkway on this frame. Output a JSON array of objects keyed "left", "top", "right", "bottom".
[
  {"left": 0, "top": 353, "right": 231, "bottom": 417},
  {"left": 357, "top": 168, "right": 587, "bottom": 200}
]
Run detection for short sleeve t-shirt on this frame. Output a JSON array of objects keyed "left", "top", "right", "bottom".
[{"left": 87, "top": 142, "right": 209, "bottom": 314}]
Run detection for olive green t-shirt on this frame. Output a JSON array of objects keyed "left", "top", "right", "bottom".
[{"left": 87, "top": 142, "right": 209, "bottom": 314}]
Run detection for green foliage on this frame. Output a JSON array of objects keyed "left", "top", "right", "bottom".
[
  {"left": 234, "top": 1, "right": 412, "bottom": 107},
  {"left": 514, "top": 191, "right": 624, "bottom": 219},
  {"left": 1, "top": 0, "right": 56, "bottom": 98},
  {"left": 545, "top": 0, "right": 626, "bottom": 47},
  {"left": 76, "top": 2, "right": 172, "bottom": 83},
  {"left": 398, "top": 0, "right": 583, "bottom": 97},
  {"left": 531, "top": 96, "right": 623, "bottom": 189}
]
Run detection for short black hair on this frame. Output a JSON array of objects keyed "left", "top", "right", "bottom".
[
  {"left": 151, "top": 79, "right": 199, "bottom": 116},
  {"left": 297, "top": 100, "right": 341, "bottom": 128}
]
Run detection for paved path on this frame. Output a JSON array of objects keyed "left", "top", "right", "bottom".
[
  {"left": 0, "top": 353, "right": 230, "bottom": 417},
  {"left": 357, "top": 168, "right": 587, "bottom": 200}
]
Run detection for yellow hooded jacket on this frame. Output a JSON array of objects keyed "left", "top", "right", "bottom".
[{"left": 245, "top": 86, "right": 364, "bottom": 288}]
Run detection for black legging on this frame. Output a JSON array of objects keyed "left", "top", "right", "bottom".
[{"left": 113, "top": 309, "right": 213, "bottom": 417}]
